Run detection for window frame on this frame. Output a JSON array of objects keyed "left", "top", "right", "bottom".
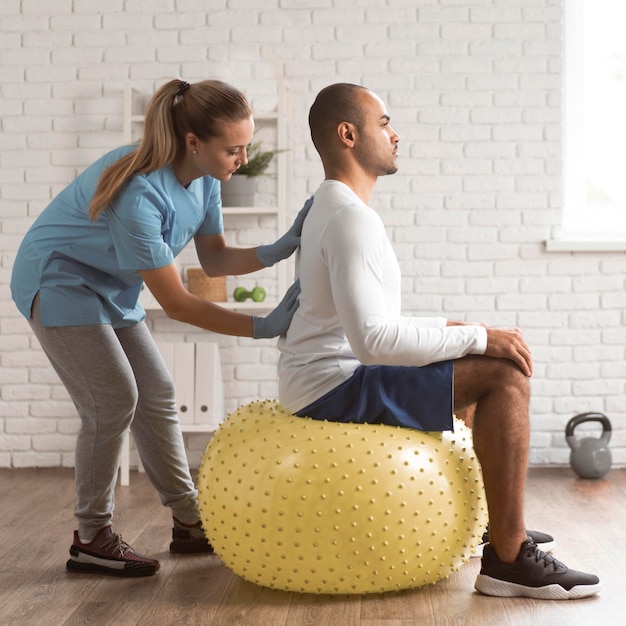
[{"left": 547, "top": 0, "right": 626, "bottom": 251}]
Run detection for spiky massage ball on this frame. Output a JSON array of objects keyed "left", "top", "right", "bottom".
[{"left": 198, "top": 399, "right": 487, "bottom": 594}]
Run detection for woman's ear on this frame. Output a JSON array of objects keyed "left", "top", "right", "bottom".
[{"left": 185, "top": 132, "right": 199, "bottom": 152}]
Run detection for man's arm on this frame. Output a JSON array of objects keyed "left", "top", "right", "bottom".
[
  {"left": 325, "top": 205, "right": 487, "bottom": 367},
  {"left": 447, "top": 320, "right": 532, "bottom": 376}
]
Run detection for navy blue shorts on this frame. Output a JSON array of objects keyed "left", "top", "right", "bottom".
[{"left": 296, "top": 361, "right": 454, "bottom": 432}]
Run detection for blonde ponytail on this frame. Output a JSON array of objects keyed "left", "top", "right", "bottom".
[{"left": 88, "top": 79, "right": 252, "bottom": 220}]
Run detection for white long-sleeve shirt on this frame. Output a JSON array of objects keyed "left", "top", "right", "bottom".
[{"left": 278, "top": 180, "right": 487, "bottom": 413}]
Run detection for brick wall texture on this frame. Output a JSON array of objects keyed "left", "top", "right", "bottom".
[{"left": 1, "top": 0, "right": 625, "bottom": 470}]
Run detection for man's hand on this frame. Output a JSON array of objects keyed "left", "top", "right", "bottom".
[{"left": 484, "top": 327, "right": 533, "bottom": 377}]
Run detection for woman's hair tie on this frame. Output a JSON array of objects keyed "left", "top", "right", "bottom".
[{"left": 176, "top": 80, "right": 191, "bottom": 97}]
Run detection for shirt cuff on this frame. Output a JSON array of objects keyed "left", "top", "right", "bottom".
[{"left": 473, "top": 325, "right": 488, "bottom": 355}]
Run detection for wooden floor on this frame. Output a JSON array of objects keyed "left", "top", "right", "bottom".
[{"left": 1, "top": 466, "right": 624, "bottom": 626}]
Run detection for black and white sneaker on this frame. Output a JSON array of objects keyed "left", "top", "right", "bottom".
[
  {"left": 472, "top": 526, "right": 555, "bottom": 557},
  {"left": 66, "top": 526, "right": 159, "bottom": 577},
  {"left": 475, "top": 538, "right": 600, "bottom": 600}
]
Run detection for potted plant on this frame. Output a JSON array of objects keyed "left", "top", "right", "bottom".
[{"left": 220, "top": 142, "right": 283, "bottom": 207}]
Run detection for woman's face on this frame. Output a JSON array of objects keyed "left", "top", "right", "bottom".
[{"left": 194, "top": 116, "right": 255, "bottom": 181}]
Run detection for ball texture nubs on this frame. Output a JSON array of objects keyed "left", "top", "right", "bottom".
[{"left": 198, "top": 399, "right": 487, "bottom": 595}]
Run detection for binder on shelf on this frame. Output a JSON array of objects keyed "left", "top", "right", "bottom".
[
  {"left": 155, "top": 341, "right": 224, "bottom": 428},
  {"left": 194, "top": 342, "right": 224, "bottom": 428}
]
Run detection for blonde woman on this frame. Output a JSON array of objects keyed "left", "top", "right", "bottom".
[{"left": 11, "top": 79, "right": 309, "bottom": 577}]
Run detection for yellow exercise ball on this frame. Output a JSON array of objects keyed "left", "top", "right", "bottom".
[{"left": 197, "top": 399, "right": 487, "bottom": 595}]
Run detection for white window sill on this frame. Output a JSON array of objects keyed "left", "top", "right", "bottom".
[{"left": 545, "top": 238, "right": 626, "bottom": 252}]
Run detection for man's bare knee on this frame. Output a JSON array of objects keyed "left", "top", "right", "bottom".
[{"left": 454, "top": 355, "right": 530, "bottom": 409}]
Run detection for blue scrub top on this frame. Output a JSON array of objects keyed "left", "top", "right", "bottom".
[{"left": 10, "top": 146, "right": 223, "bottom": 328}]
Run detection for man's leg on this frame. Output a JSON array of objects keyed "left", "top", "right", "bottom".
[{"left": 453, "top": 354, "right": 530, "bottom": 563}]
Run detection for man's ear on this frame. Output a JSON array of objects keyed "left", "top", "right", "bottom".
[{"left": 337, "top": 122, "right": 357, "bottom": 146}]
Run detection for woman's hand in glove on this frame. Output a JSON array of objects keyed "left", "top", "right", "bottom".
[
  {"left": 251, "top": 279, "right": 301, "bottom": 339},
  {"left": 256, "top": 197, "right": 313, "bottom": 267}
]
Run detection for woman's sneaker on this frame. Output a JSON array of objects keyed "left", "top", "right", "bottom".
[
  {"left": 169, "top": 517, "right": 214, "bottom": 554},
  {"left": 66, "top": 526, "right": 159, "bottom": 577},
  {"left": 475, "top": 538, "right": 600, "bottom": 600},
  {"left": 472, "top": 526, "right": 555, "bottom": 557}
]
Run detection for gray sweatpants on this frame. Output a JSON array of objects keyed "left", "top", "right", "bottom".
[{"left": 29, "top": 295, "right": 200, "bottom": 539}]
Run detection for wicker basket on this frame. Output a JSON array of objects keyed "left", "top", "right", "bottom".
[{"left": 186, "top": 268, "right": 227, "bottom": 302}]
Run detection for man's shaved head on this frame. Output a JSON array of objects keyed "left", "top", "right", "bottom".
[{"left": 308, "top": 83, "right": 370, "bottom": 154}]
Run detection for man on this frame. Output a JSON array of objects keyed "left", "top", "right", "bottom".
[{"left": 277, "top": 83, "right": 600, "bottom": 599}]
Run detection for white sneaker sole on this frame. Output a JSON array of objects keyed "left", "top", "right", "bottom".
[{"left": 475, "top": 574, "right": 601, "bottom": 600}]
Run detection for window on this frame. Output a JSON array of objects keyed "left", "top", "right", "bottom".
[{"left": 556, "top": 0, "right": 626, "bottom": 248}]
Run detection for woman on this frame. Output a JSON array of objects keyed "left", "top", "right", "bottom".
[{"left": 11, "top": 78, "right": 309, "bottom": 577}]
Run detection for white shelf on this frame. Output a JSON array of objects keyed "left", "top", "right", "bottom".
[
  {"left": 254, "top": 111, "right": 279, "bottom": 121},
  {"left": 221, "top": 300, "right": 275, "bottom": 311},
  {"left": 544, "top": 238, "right": 626, "bottom": 252},
  {"left": 123, "top": 84, "right": 279, "bottom": 138},
  {"left": 180, "top": 424, "right": 218, "bottom": 433},
  {"left": 223, "top": 206, "right": 279, "bottom": 215},
  {"left": 138, "top": 285, "right": 273, "bottom": 312},
  {"left": 141, "top": 300, "right": 274, "bottom": 313}
]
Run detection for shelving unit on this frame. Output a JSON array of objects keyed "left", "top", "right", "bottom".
[{"left": 119, "top": 81, "right": 291, "bottom": 485}]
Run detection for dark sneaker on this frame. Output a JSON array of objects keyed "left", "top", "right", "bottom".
[
  {"left": 169, "top": 517, "right": 214, "bottom": 554},
  {"left": 66, "top": 526, "right": 159, "bottom": 577},
  {"left": 472, "top": 526, "right": 555, "bottom": 557},
  {"left": 475, "top": 539, "right": 600, "bottom": 600}
]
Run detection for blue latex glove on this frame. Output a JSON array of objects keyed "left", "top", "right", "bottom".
[
  {"left": 256, "top": 197, "right": 314, "bottom": 267},
  {"left": 252, "top": 280, "right": 301, "bottom": 339}
]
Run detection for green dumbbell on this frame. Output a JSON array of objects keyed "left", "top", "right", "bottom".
[{"left": 233, "top": 286, "right": 267, "bottom": 303}]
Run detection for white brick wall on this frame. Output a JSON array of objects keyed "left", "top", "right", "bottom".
[{"left": 1, "top": 0, "right": 624, "bottom": 471}]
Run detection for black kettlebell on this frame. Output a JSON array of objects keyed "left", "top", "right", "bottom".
[{"left": 565, "top": 412, "right": 612, "bottom": 479}]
